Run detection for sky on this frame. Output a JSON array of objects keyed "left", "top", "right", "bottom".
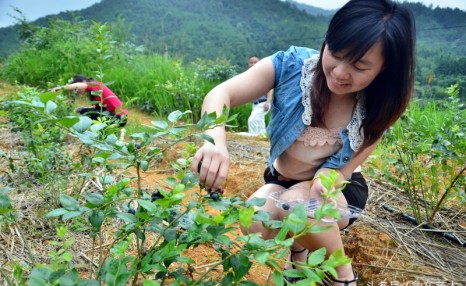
[
  {"left": 0, "top": 0, "right": 465, "bottom": 28},
  {"left": 294, "top": 0, "right": 466, "bottom": 10},
  {"left": 0, "top": 0, "right": 101, "bottom": 28}
]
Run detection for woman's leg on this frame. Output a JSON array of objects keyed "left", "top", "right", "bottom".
[
  {"left": 239, "top": 183, "right": 286, "bottom": 238},
  {"left": 77, "top": 107, "right": 102, "bottom": 120},
  {"left": 115, "top": 115, "right": 127, "bottom": 127},
  {"left": 277, "top": 181, "right": 358, "bottom": 285}
]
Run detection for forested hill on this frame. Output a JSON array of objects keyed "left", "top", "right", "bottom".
[
  {"left": 0, "top": 0, "right": 330, "bottom": 66},
  {"left": 0, "top": 0, "right": 465, "bottom": 87}
]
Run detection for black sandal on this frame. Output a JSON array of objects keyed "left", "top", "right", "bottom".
[
  {"left": 284, "top": 248, "right": 307, "bottom": 284},
  {"left": 330, "top": 271, "right": 358, "bottom": 285}
]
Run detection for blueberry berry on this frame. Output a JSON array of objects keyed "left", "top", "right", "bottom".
[
  {"left": 128, "top": 208, "right": 136, "bottom": 215},
  {"left": 151, "top": 190, "right": 164, "bottom": 202},
  {"left": 282, "top": 203, "right": 290, "bottom": 211},
  {"left": 210, "top": 192, "right": 220, "bottom": 201}
]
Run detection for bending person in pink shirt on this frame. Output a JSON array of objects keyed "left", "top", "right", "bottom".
[{"left": 52, "top": 74, "right": 128, "bottom": 127}]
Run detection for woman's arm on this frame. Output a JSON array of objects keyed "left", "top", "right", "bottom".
[
  {"left": 51, "top": 82, "right": 87, "bottom": 93},
  {"left": 191, "top": 57, "right": 275, "bottom": 189}
]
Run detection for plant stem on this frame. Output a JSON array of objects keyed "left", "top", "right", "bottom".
[
  {"left": 428, "top": 165, "right": 466, "bottom": 223},
  {"left": 0, "top": 267, "right": 15, "bottom": 286},
  {"left": 13, "top": 224, "right": 36, "bottom": 265}
]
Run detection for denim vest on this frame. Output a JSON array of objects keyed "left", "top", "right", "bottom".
[{"left": 267, "top": 46, "right": 359, "bottom": 176}]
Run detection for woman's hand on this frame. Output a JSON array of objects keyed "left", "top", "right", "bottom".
[
  {"left": 51, "top": 86, "right": 62, "bottom": 92},
  {"left": 310, "top": 177, "right": 329, "bottom": 196},
  {"left": 191, "top": 141, "right": 230, "bottom": 190},
  {"left": 311, "top": 168, "right": 346, "bottom": 196}
]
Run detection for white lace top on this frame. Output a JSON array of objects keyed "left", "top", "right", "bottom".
[{"left": 299, "top": 55, "right": 366, "bottom": 152}]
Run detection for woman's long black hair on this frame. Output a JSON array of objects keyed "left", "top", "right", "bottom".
[{"left": 311, "top": 0, "right": 416, "bottom": 152}]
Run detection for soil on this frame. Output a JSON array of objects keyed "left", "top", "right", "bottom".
[{"left": 0, "top": 82, "right": 465, "bottom": 285}]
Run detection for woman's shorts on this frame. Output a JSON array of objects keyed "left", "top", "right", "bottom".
[
  {"left": 263, "top": 166, "right": 368, "bottom": 227},
  {"left": 79, "top": 107, "right": 127, "bottom": 127}
]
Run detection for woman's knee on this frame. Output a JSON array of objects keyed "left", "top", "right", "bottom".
[
  {"left": 240, "top": 220, "right": 277, "bottom": 239},
  {"left": 240, "top": 184, "right": 285, "bottom": 237}
]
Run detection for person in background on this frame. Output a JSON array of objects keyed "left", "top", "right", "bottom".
[
  {"left": 191, "top": 0, "right": 415, "bottom": 285},
  {"left": 247, "top": 56, "right": 273, "bottom": 136},
  {"left": 51, "top": 74, "right": 128, "bottom": 127}
]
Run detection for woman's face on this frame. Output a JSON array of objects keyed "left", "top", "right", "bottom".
[{"left": 322, "top": 41, "right": 385, "bottom": 97}]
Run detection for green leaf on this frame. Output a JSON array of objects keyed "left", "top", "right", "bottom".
[
  {"left": 307, "top": 224, "right": 333, "bottom": 233},
  {"left": 106, "top": 134, "right": 118, "bottom": 145},
  {"left": 195, "top": 111, "right": 215, "bottom": 130},
  {"left": 244, "top": 234, "right": 265, "bottom": 250},
  {"left": 45, "top": 208, "right": 68, "bottom": 218},
  {"left": 239, "top": 281, "right": 258, "bottom": 286},
  {"left": 143, "top": 280, "right": 161, "bottom": 286},
  {"left": 116, "top": 212, "right": 138, "bottom": 223},
  {"left": 221, "top": 273, "right": 234, "bottom": 286},
  {"left": 272, "top": 270, "right": 285, "bottom": 286},
  {"left": 39, "top": 91, "right": 59, "bottom": 104},
  {"left": 176, "top": 255, "right": 195, "bottom": 264},
  {"left": 115, "top": 273, "right": 132, "bottom": 286},
  {"left": 163, "top": 228, "right": 178, "bottom": 241},
  {"left": 137, "top": 199, "right": 158, "bottom": 213},
  {"left": 76, "top": 279, "right": 100, "bottom": 286},
  {"left": 214, "top": 114, "right": 228, "bottom": 124},
  {"left": 59, "top": 269, "right": 79, "bottom": 286},
  {"left": 102, "top": 257, "right": 133, "bottom": 286},
  {"left": 102, "top": 175, "right": 114, "bottom": 185},
  {"left": 261, "top": 219, "right": 283, "bottom": 230},
  {"left": 59, "top": 194, "right": 80, "bottom": 211},
  {"left": 30, "top": 267, "right": 52, "bottom": 285},
  {"left": 62, "top": 211, "right": 83, "bottom": 220},
  {"left": 195, "top": 213, "right": 215, "bottom": 224},
  {"left": 89, "top": 210, "right": 105, "bottom": 231},
  {"left": 90, "top": 123, "right": 107, "bottom": 132},
  {"left": 48, "top": 268, "right": 66, "bottom": 283},
  {"left": 266, "top": 259, "right": 282, "bottom": 271},
  {"left": 29, "top": 277, "right": 47, "bottom": 286},
  {"left": 140, "top": 160, "right": 149, "bottom": 171},
  {"left": 284, "top": 207, "right": 307, "bottom": 234},
  {"left": 254, "top": 252, "right": 269, "bottom": 265},
  {"left": 172, "top": 184, "right": 185, "bottom": 193},
  {"left": 307, "top": 247, "right": 326, "bottom": 266},
  {"left": 82, "top": 193, "right": 105, "bottom": 206},
  {"left": 274, "top": 225, "right": 289, "bottom": 242},
  {"left": 246, "top": 197, "right": 266, "bottom": 207},
  {"left": 168, "top": 110, "right": 183, "bottom": 122},
  {"left": 57, "top": 116, "right": 80, "bottom": 127},
  {"left": 72, "top": 116, "right": 93, "bottom": 132},
  {"left": 230, "top": 254, "right": 252, "bottom": 282},
  {"left": 194, "top": 133, "right": 215, "bottom": 144},
  {"left": 238, "top": 206, "right": 255, "bottom": 229},
  {"left": 283, "top": 268, "right": 305, "bottom": 280},
  {"left": 45, "top": 100, "right": 57, "bottom": 114},
  {"left": 150, "top": 120, "right": 168, "bottom": 130}
]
